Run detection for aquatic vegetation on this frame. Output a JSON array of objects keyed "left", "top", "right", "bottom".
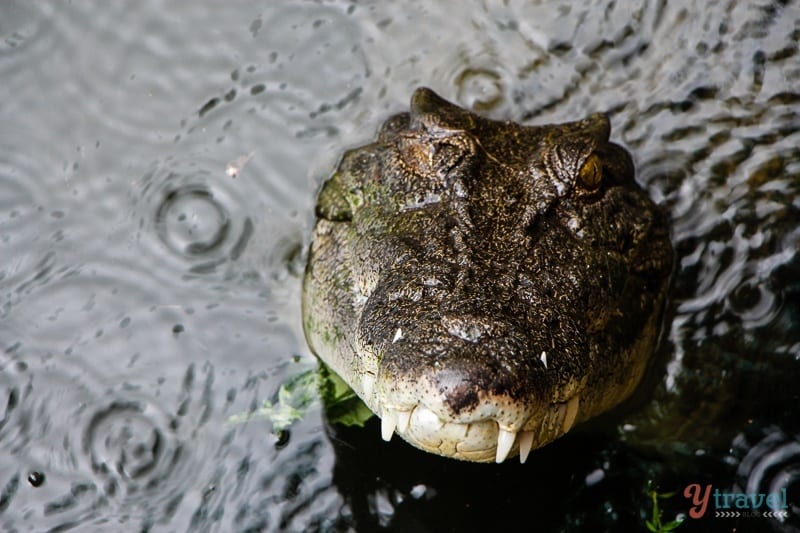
[{"left": 645, "top": 481, "right": 684, "bottom": 533}]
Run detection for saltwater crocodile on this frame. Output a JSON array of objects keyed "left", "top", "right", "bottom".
[{"left": 302, "top": 88, "right": 673, "bottom": 463}]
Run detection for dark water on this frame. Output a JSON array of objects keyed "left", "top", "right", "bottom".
[{"left": 0, "top": 1, "right": 798, "bottom": 531}]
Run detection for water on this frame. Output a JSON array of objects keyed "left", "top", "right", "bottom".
[{"left": 0, "top": 1, "right": 798, "bottom": 531}]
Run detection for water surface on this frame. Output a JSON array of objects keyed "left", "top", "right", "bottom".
[{"left": 1, "top": 1, "right": 799, "bottom": 531}]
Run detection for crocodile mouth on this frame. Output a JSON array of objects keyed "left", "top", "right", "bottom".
[
  {"left": 342, "top": 300, "right": 660, "bottom": 463},
  {"left": 303, "top": 88, "right": 673, "bottom": 463},
  {"left": 376, "top": 395, "right": 580, "bottom": 463},
  {"left": 352, "top": 351, "right": 584, "bottom": 463}
]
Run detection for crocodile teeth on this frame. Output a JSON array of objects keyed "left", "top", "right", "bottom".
[
  {"left": 361, "top": 373, "right": 375, "bottom": 401},
  {"left": 518, "top": 431, "right": 534, "bottom": 464},
  {"left": 397, "top": 409, "right": 412, "bottom": 434},
  {"left": 495, "top": 428, "right": 517, "bottom": 463},
  {"left": 381, "top": 409, "right": 398, "bottom": 441},
  {"left": 562, "top": 396, "right": 580, "bottom": 433}
]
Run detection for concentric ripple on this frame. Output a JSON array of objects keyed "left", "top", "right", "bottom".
[
  {"left": 731, "top": 426, "right": 800, "bottom": 530},
  {"left": 155, "top": 184, "right": 232, "bottom": 259},
  {"left": 0, "top": 348, "right": 204, "bottom": 528},
  {"left": 427, "top": 39, "right": 519, "bottom": 116},
  {"left": 83, "top": 399, "right": 181, "bottom": 494},
  {"left": 0, "top": 0, "right": 798, "bottom": 530},
  {"left": 133, "top": 158, "right": 255, "bottom": 276}
]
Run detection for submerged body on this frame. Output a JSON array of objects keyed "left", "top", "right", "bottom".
[{"left": 303, "top": 88, "right": 673, "bottom": 463}]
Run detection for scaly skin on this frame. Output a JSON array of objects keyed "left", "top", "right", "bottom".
[{"left": 302, "top": 88, "right": 673, "bottom": 463}]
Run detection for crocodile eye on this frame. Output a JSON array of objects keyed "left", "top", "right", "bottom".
[{"left": 578, "top": 153, "right": 602, "bottom": 190}]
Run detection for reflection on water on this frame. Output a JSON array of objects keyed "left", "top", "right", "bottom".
[
  {"left": 0, "top": 0, "right": 798, "bottom": 530},
  {"left": 732, "top": 426, "right": 800, "bottom": 531}
]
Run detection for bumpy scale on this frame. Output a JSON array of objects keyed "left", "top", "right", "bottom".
[{"left": 303, "top": 88, "right": 673, "bottom": 463}]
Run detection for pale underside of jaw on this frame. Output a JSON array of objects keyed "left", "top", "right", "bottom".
[{"left": 378, "top": 395, "right": 580, "bottom": 463}]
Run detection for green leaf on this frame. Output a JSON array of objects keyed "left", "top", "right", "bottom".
[
  {"left": 226, "top": 368, "right": 321, "bottom": 432},
  {"left": 327, "top": 395, "right": 375, "bottom": 427},
  {"left": 278, "top": 370, "right": 320, "bottom": 409},
  {"left": 318, "top": 363, "right": 375, "bottom": 427},
  {"left": 226, "top": 362, "right": 376, "bottom": 434},
  {"left": 644, "top": 480, "right": 685, "bottom": 532}
]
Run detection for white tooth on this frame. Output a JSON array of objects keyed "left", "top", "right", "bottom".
[
  {"left": 539, "top": 351, "right": 548, "bottom": 369},
  {"left": 381, "top": 409, "right": 398, "bottom": 441},
  {"left": 361, "top": 373, "right": 375, "bottom": 401},
  {"left": 518, "top": 431, "right": 534, "bottom": 464},
  {"left": 397, "top": 409, "right": 412, "bottom": 433},
  {"left": 392, "top": 328, "right": 403, "bottom": 343},
  {"left": 495, "top": 427, "right": 517, "bottom": 463},
  {"left": 562, "top": 396, "right": 580, "bottom": 433}
]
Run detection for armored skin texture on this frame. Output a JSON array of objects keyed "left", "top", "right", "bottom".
[{"left": 302, "top": 88, "right": 673, "bottom": 463}]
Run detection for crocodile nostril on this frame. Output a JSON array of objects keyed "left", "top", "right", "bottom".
[{"left": 303, "top": 87, "right": 673, "bottom": 462}]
